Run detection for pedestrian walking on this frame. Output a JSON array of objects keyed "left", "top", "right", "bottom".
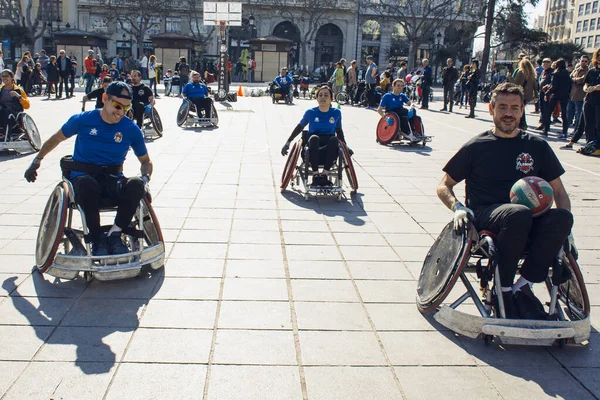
[{"left": 440, "top": 58, "right": 459, "bottom": 112}]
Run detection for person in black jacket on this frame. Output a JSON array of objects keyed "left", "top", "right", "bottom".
[
  {"left": 465, "top": 60, "right": 480, "bottom": 118},
  {"left": 56, "top": 49, "right": 72, "bottom": 98},
  {"left": 542, "top": 59, "right": 571, "bottom": 138},
  {"left": 45, "top": 55, "right": 59, "bottom": 99},
  {"left": 440, "top": 58, "right": 459, "bottom": 112},
  {"left": 536, "top": 58, "right": 553, "bottom": 130}
]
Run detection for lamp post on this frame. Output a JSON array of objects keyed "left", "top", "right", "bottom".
[{"left": 434, "top": 32, "right": 442, "bottom": 83}]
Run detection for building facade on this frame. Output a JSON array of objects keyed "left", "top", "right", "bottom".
[{"left": 572, "top": 0, "right": 600, "bottom": 52}]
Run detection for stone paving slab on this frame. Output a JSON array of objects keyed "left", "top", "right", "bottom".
[{"left": 0, "top": 92, "right": 598, "bottom": 398}]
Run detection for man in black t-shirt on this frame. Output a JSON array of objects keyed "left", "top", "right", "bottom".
[
  {"left": 82, "top": 77, "right": 112, "bottom": 110},
  {"left": 437, "top": 82, "right": 575, "bottom": 320},
  {"left": 130, "top": 70, "right": 155, "bottom": 128}
]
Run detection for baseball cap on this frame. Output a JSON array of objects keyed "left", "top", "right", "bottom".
[
  {"left": 366, "top": 55, "right": 373, "bottom": 59},
  {"left": 105, "top": 81, "right": 132, "bottom": 100},
  {"left": 543, "top": 58, "right": 551, "bottom": 63}
]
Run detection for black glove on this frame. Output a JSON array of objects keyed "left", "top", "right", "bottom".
[
  {"left": 141, "top": 174, "right": 152, "bottom": 203},
  {"left": 346, "top": 145, "right": 354, "bottom": 156},
  {"left": 281, "top": 141, "right": 290, "bottom": 156},
  {"left": 24, "top": 158, "right": 41, "bottom": 183}
]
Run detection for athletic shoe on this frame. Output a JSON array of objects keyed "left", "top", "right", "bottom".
[
  {"left": 107, "top": 232, "right": 129, "bottom": 255},
  {"left": 92, "top": 235, "right": 109, "bottom": 257},
  {"left": 563, "top": 142, "right": 574, "bottom": 149},
  {"left": 513, "top": 285, "right": 549, "bottom": 320},
  {"left": 439, "top": 108, "right": 447, "bottom": 112},
  {"left": 496, "top": 291, "right": 519, "bottom": 319},
  {"left": 559, "top": 134, "right": 567, "bottom": 140},
  {"left": 535, "top": 124, "right": 544, "bottom": 131}
]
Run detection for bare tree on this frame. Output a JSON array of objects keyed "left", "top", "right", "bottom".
[
  {"left": 269, "top": 0, "right": 348, "bottom": 67},
  {"left": 102, "top": 0, "right": 171, "bottom": 58},
  {"left": 371, "top": 0, "right": 483, "bottom": 70},
  {"left": 0, "top": 0, "right": 52, "bottom": 44},
  {"left": 183, "top": 0, "right": 215, "bottom": 50}
]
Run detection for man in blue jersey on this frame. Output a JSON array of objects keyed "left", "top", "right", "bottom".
[
  {"left": 24, "top": 81, "right": 153, "bottom": 257},
  {"left": 273, "top": 67, "right": 293, "bottom": 102},
  {"left": 281, "top": 85, "right": 351, "bottom": 186},
  {"left": 181, "top": 71, "right": 212, "bottom": 118},
  {"left": 377, "top": 79, "right": 413, "bottom": 138}
]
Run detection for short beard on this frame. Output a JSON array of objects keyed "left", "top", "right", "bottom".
[{"left": 494, "top": 117, "right": 519, "bottom": 135}]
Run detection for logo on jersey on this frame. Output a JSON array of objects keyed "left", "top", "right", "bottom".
[
  {"left": 516, "top": 152, "right": 534, "bottom": 174},
  {"left": 89, "top": 128, "right": 98, "bottom": 136},
  {"left": 138, "top": 89, "right": 145, "bottom": 96},
  {"left": 114, "top": 132, "right": 123, "bottom": 143},
  {"left": 329, "top": 117, "right": 335, "bottom": 124},
  {"left": 314, "top": 117, "right": 320, "bottom": 123}
]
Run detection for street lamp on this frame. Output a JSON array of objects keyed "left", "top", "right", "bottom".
[{"left": 433, "top": 32, "right": 442, "bottom": 83}]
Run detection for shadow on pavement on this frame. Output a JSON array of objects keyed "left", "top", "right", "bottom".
[
  {"left": 280, "top": 191, "right": 367, "bottom": 226},
  {"left": 2, "top": 267, "right": 164, "bottom": 375}
]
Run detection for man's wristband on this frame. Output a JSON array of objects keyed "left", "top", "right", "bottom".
[{"left": 451, "top": 201, "right": 463, "bottom": 212}]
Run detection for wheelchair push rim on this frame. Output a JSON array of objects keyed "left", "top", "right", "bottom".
[
  {"left": 150, "top": 107, "right": 163, "bottom": 136},
  {"left": 417, "top": 221, "right": 473, "bottom": 314},
  {"left": 211, "top": 103, "right": 219, "bottom": 127},
  {"left": 339, "top": 141, "right": 358, "bottom": 194},
  {"left": 281, "top": 141, "right": 301, "bottom": 192},
  {"left": 177, "top": 100, "right": 190, "bottom": 127},
  {"left": 557, "top": 253, "right": 591, "bottom": 318},
  {"left": 377, "top": 113, "right": 399, "bottom": 145},
  {"left": 35, "top": 182, "right": 70, "bottom": 272},
  {"left": 336, "top": 91, "right": 348, "bottom": 105},
  {"left": 23, "top": 114, "right": 42, "bottom": 151}
]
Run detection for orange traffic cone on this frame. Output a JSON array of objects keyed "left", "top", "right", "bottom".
[{"left": 237, "top": 84, "right": 244, "bottom": 97}]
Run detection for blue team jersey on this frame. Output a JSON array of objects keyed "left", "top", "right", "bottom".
[
  {"left": 300, "top": 107, "right": 342, "bottom": 135},
  {"left": 61, "top": 110, "right": 147, "bottom": 177},
  {"left": 183, "top": 82, "right": 209, "bottom": 98},
  {"left": 274, "top": 74, "right": 293, "bottom": 89},
  {"left": 380, "top": 92, "right": 410, "bottom": 111}
]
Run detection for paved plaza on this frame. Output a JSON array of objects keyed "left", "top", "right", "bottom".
[{"left": 0, "top": 87, "right": 599, "bottom": 399}]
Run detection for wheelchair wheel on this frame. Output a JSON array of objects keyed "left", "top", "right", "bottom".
[
  {"left": 22, "top": 114, "right": 41, "bottom": 151},
  {"left": 416, "top": 222, "right": 474, "bottom": 314},
  {"left": 376, "top": 113, "right": 399, "bottom": 145},
  {"left": 150, "top": 107, "right": 163, "bottom": 137},
  {"left": 281, "top": 141, "right": 301, "bottom": 192},
  {"left": 339, "top": 141, "right": 358, "bottom": 194},
  {"left": 558, "top": 253, "right": 591, "bottom": 319},
  {"left": 177, "top": 100, "right": 190, "bottom": 127},
  {"left": 359, "top": 91, "right": 368, "bottom": 106},
  {"left": 35, "top": 182, "right": 70, "bottom": 273},
  {"left": 336, "top": 91, "right": 348, "bottom": 105},
  {"left": 211, "top": 103, "right": 219, "bottom": 127}
]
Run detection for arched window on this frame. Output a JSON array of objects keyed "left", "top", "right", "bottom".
[
  {"left": 362, "top": 20, "right": 380, "bottom": 41},
  {"left": 391, "top": 24, "right": 406, "bottom": 43}
]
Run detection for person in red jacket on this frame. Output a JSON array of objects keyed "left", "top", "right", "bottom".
[{"left": 84, "top": 49, "right": 97, "bottom": 94}]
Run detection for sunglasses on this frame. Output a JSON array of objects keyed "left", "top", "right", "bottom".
[{"left": 111, "top": 101, "right": 132, "bottom": 112}]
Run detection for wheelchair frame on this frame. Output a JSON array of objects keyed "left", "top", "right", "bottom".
[
  {"left": 177, "top": 98, "right": 219, "bottom": 128},
  {"left": 376, "top": 111, "right": 431, "bottom": 147},
  {"left": 127, "top": 107, "right": 163, "bottom": 138},
  {"left": 35, "top": 178, "right": 165, "bottom": 282},
  {"left": 271, "top": 85, "right": 294, "bottom": 105},
  {"left": 280, "top": 138, "right": 358, "bottom": 201},
  {"left": 0, "top": 112, "right": 41, "bottom": 153},
  {"left": 417, "top": 222, "right": 591, "bottom": 347}
]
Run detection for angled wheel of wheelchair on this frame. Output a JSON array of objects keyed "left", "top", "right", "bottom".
[
  {"left": 339, "top": 141, "right": 358, "bottom": 194},
  {"left": 20, "top": 114, "right": 41, "bottom": 151},
  {"left": 281, "top": 141, "right": 301, "bottom": 192},
  {"left": 336, "top": 91, "right": 349, "bottom": 105},
  {"left": 35, "top": 182, "right": 70, "bottom": 273},
  {"left": 416, "top": 221, "right": 474, "bottom": 314},
  {"left": 555, "top": 253, "right": 591, "bottom": 319},
  {"left": 177, "top": 100, "right": 190, "bottom": 127},
  {"left": 211, "top": 103, "right": 219, "bottom": 127},
  {"left": 376, "top": 113, "right": 399, "bottom": 145},
  {"left": 359, "top": 91, "right": 368, "bottom": 106},
  {"left": 131, "top": 195, "right": 165, "bottom": 270},
  {"left": 150, "top": 107, "right": 163, "bottom": 137}
]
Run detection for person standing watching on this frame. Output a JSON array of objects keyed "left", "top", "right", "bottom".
[
  {"left": 512, "top": 58, "right": 538, "bottom": 130},
  {"left": 440, "top": 58, "right": 459, "bottom": 112},
  {"left": 57, "top": 50, "right": 72, "bottom": 98},
  {"left": 346, "top": 60, "right": 358, "bottom": 100},
  {"left": 37, "top": 50, "right": 49, "bottom": 78},
  {"left": 542, "top": 59, "right": 571, "bottom": 138},
  {"left": 148, "top": 55, "right": 159, "bottom": 97},
  {"left": 536, "top": 58, "right": 553, "bottom": 130},
  {"left": 582, "top": 48, "right": 600, "bottom": 144},
  {"left": 247, "top": 56, "right": 254, "bottom": 83},
  {"left": 84, "top": 50, "right": 97, "bottom": 94},
  {"left": 465, "top": 60, "right": 480, "bottom": 118},
  {"left": 140, "top": 54, "right": 148, "bottom": 80},
  {"left": 0, "top": 49, "right": 4, "bottom": 70},
  {"left": 567, "top": 55, "right": 589, "bottom": 138},
  {"left": 365, "top": 55, "right": 378, "bottom": 109},
  {"left": 421, "top": 59, "right": 432, "bottom": 110},
  {"left": 45, "top": 56, "right": 59, "bottom": 99},
  {"left": 396, "top": 62, "right": 407, "bottom": 81}
]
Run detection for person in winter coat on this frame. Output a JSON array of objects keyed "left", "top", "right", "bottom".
[
  {"left": 542, "top": 59, "right": 571, "bottom": 138},
  {"left": 512, "top": 58, "right": 539, "bottom": 130}
]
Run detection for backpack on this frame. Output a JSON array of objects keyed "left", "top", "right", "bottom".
[{"left": 578, "top": 140, "right": 600, "bottom": 156}]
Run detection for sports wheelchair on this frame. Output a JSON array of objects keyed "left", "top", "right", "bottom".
[
  {"left": 270, "top": 83, "right": 294, "bottom": 104},
  {"left": 177, "top": 98, "right": 219, "bottom": 128},
  {"left": 0, "top": 110, "right": 41, "bottom": 153},
  {"left": 376, "top": 106, "right": 431, "bottom": 146},
  {"left": 280, "top": 133, "right": 358, "bottom": 201},
  {"left": 416, "top": 221, "right": 590, "bottom": 347},
  {"left": 35, "top": 168, "right": 165, "bottom": 282},
  {"left": 127, "top": 106, "right": 163, "bottom": 138}
]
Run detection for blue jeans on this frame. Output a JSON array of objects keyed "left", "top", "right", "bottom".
[
  {"left": 567, "top": 100, "right": 583, "bottom": 134},
  {"left": 85, "top": 73, "right": 95, "bottom": 94},
  {"left": 460, "top": 84, "right": 468, "bottom": 105}
]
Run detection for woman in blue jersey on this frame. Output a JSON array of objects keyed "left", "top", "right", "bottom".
[
  {"left": 377, "top": 78, "right": 412, "bottom": 136},
  {"left": 281, "top": 85, "right": 351, "bottom": 186}
]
